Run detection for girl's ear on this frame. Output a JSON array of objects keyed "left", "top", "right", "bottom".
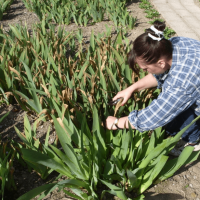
[{"left": 157, "top": 59, "right": 166, "bottom": 69}]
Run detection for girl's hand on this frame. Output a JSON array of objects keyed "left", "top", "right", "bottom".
[
  {"left": 112, "top": 74, "right": 158, "bottom": 106},
  {"left": 112, "top": 87, "right": 133, "bottom": 106},
  {"left": 105, "top": 116, "right": 118, "bottom": 130}
]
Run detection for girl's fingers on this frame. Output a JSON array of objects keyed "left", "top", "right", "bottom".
[
  {"left": 122, "top": 98, "right": 128, "bottom": 105},
  {"left": 112, "top": 95, "right": 120, "bottom": 101}
]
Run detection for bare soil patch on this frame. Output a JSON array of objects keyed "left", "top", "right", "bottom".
[{"left": 0, "top": 0, "right": 200, "bottom": 200}]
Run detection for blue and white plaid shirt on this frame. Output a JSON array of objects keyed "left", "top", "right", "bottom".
[{"left": 128, "top": 37, "right": 200, "bottom": 132}]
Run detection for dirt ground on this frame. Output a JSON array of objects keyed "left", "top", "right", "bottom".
[{"left": 0, "top": 0, "right": 200, "bottom": 200}]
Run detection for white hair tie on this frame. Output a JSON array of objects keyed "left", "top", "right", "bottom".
[
  {"left": 150, "top": 25, "right": 164, "bottom": 37},
  {"left": 148, "top": 33, "right": 163, "bottom": 41}
]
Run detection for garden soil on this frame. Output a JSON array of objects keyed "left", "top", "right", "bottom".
[{"left": 0, "top": 0, "right": 200, "bottom": 200}]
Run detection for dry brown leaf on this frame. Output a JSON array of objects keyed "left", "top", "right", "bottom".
[
  {"left": 38, "top": 109, "right": 51, "bottom": 120},
  {"left": 5, "top": 92, "right": 13, "bottom": 99},
  {"left": 62, "top": 89, "right": 67, "bottom": 101},
  {"left": 0, "top": 55, "right": 3, "bottom": 62},
  {"left": 41, "top": 84, "right": 51, "bottom": 98},
  {"left": 88, "top": 95, "right": 93, "bottom": 105},
  {"left": 62, "top": 88, "right": 73, "bottom": 101},
  {"left": 38, "top": 109, "right": 48, "bottom": 116},
  {"left": 84, "top": 73, "right": 87, "bottom": 85},
  {"left": 90, "top": 74, "right": 96, "bottom": 95},
  {"left": 89, "top": 59, "right": 96, "bottom": 68},
  {"left": 61, "top": 75, "right": 66, "bottom": 83},
  {"left": 78, "top": 88, "right": 87, "bottom": 97},
  {"left": 69, "top": 88, "right": 73, "bottom": 100},
  {"left": 114, "top": 98, "right": 123, "bottom": 117},
  {"left": 57, "top": 118, "right": 71, "bottom": 139},
  {"left": 63, "top": 104, "right": 68, "bottom": 109},
  {"left": 56, "top": 90, "right": 63, "bottom": 100},
  {"left": 100, "top": 60, "right": 106, "bottom": 72},
  {"left": 53, "top": 40, "right": 59, "bottom": 49},
  {"left": 39, "top": 96, "right": 43, "bottom": 105},
  {"left": 33, "top": 71, "right": 40, "bottom": 82},
  {"left": 144, "top": 92, "right": 153, "bottom": 102},
  {"left": 62, "top": 104, "right": 68, "bottom": 121},
  {"left": 132, "top": 72, "right": 136, "bottom": 83},
  {"left": 51, "top": 109, "right": 56, "bottom": 114}
]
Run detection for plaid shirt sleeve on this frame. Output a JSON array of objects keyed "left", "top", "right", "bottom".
[{"left": 128, "top": 86, "right": 195, "bottom": 132}]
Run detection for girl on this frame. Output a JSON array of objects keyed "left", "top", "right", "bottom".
[{"left": 106, "top": 21, "right": 200, "bottom": 153}]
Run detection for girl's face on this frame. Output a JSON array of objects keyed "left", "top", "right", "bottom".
[{"left": 136, "top": 57, "right": 170, "bottom": 75}]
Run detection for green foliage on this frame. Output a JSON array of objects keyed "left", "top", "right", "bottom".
[
  {"left": 0, "top": 21, "right": 195, "bottom": 200},
  {"left": 17, "top": 105, "right": 200, "bottom": 200},
  {"left": 0, "top": 0, "right": 14, "bottom": 20},
  {"left": 145, "top": 9, "right": 159, "bottom": 18},
  {"left": 21, "top": 0, "right": 137, "bottom": 28},
  {"left": 0, "top": 23, "right": 135, "bottom": 119},
  {"left": 14, "top": 115, "right": 53, "bottom": 179},
  {"left": 164, "top": 27, "right": 176, "bottom": 39},
  {"left": 0, "top": 112, "right": 16, "bottom": 200},
  {"left": 139, "top": 0, "right": 152, "bottom": 9}
]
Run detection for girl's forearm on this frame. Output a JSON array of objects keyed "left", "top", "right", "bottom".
[
  {"left": 130, "top": 73, "right": 158, "bottom": 92},
  {"left": 118, "top": 116, "right": 135, "bottom": 129}
]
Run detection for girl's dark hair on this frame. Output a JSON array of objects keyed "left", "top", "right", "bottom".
[{"left": 128, "top": 20, "right": 173, "bottom": 74}]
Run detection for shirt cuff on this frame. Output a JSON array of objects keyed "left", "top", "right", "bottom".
[{"left": 128, "top": 110, "right": 145, "bottom": 132}]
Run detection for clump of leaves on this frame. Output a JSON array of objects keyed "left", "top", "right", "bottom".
[
  {"left": 164, "top": 27, "right": 176, "bottom": 39},
  {"left": 14, "top": 115, "right": 54, "bottom": 179}
]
